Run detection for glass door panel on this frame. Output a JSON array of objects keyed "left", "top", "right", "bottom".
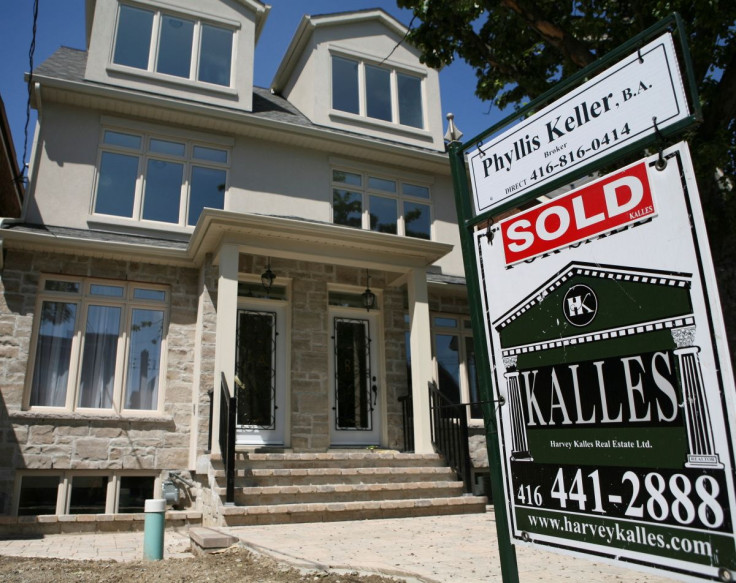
[
  {"left": 334, "top": 318, "right": 372, "bottom": 430},
  {"left": 330, "top": 312, "right": 381, "bottom": 445},
  {"left": 235, "top": 306, "right": 285, "bottom": 445}
]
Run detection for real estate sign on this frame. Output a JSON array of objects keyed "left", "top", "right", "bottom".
[
  {"left": 467, "top": 32, "right": 690, "bottom": 216},
  {"left": 474, "top": 143, "right": 736, "bottom": 581}
]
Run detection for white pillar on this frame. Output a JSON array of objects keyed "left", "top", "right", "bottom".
[
  {"left": 407, "top": 267, "right": 434, "bottom": 454},
  {"left": 211, "top": 243, "right": 239, "bottom": 455}
]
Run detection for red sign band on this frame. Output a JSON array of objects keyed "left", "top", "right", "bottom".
[{"left": 501, "top": 162, "right": 655, "bottom": 265}]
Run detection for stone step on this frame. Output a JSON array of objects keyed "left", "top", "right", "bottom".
[
  {"left": 212, "top": 465, "right": 457, "bottom": 487},
  {"left": 219, "top": 495, "right": 488, "bottom": 526},
  {"left": 211, "top": 451, "right": 446, "bottom": 470},
  {"left": 210, "top": 450, "right": 444, "bottom": 469},
  {"left": 217, "top": 480, "right": 465, "bottom": 506}
]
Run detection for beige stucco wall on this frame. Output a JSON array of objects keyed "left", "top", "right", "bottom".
[
  {"left": 280, "top": 19, "right": 445, "bottom": 151},
  {"left": 85, "top": 0, "right": 260, "bottom": 112},
  {"left": 26, "top": 100, "right": 465, "bottom": 277},
  {"left": 24, "top": 104, "right": 99, "bottom": 228}
]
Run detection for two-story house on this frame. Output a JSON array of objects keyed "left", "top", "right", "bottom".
[{"left": 0, "top": 0, "right": 487, "bottom": 531}]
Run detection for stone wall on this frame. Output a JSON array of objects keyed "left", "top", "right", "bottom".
[
  {"left": 229, "top": 256, "right": 409, "bottom": 452},
  {"left": 0, "top": 249, "right": 199, "bottom": 514}
]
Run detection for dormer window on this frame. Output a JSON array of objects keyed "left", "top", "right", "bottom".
[
  {"left": 112, "top": 4, "right": 234, "bottom": 87},
  {"left": 331, "top": 55, "right": 424, "bottom": 129}
]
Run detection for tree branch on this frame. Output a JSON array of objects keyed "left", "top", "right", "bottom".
[
  {"left": 698, "top": 50, "right": 736, "bottom": 146},
  {"left": 496, "top": 0, "right": 596, "bottom": 68}
]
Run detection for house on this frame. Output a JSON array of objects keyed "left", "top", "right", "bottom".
[
  {"left": 0, "top": 0, "right": 487, "bottom": 531},
  {"left": 0, "top": 95, "right": 24, "bottom": 218}
]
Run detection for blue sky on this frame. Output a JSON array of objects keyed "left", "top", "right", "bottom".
[{"left": 0, "top": 1, "right": 507, "bottom": 173}]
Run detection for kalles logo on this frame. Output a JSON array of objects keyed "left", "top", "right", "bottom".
[{"left": 500, "top": 162, "right": 655, "bottom": 265}]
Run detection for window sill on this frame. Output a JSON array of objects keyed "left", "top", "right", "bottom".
[
  {"left": 328, "top": 110, "right": 434, "bottom": 141},
  {"left": 9, "top": 409, "right": 175, "bottom": 425},
  {"left": 106, "top": 64, "right": 239, "bottom": 99},
  {"left": 0, "top": 511, "right": 202, "bottom": 534}
]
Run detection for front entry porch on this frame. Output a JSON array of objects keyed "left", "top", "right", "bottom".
[{"left": 195, "top": 210, "right": 453, "bottom": 456}]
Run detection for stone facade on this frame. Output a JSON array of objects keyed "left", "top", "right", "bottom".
[
  {"left": 0, "top": 249, "right": 199, "bottom": 514},
  {"left": 218, "top": 255, "right": 410, "bottom": 453}
]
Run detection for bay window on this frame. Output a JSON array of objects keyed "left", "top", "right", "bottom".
[
  {"left": 113, "top": 4, "right": 234, "bottom": 87},
  {"left": 27, "top": 277, "right": 168, "bottom": 413},
  {"left": 332, "top": 169, "right": 432, "bottom": 239},
  {"left": 94, "top": 129, "right": 229, "bottom": 227},
  {"left": 331, "top": 54, "right": 425, "bottom": 129}
]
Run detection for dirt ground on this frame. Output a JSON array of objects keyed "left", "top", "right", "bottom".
[{"left": 0, "top": 546, "right": 405, "bottom": 583}]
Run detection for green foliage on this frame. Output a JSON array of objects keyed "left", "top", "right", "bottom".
[
  {"left": 397, "top": 0, "right": 735, "bottom": 188},
  {"left": 397, "top": 0, "right": 736, "bottom": 357}
]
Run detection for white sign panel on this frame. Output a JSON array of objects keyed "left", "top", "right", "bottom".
[
  {"left": 468, "top": 33, "right": 690, "bottom": 215},
  {"left": 475, "top": 143, "right": 736, "bottom": 581}
]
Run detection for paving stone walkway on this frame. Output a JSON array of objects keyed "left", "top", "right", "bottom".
[{"left": 0, "top": 510, "right": 677, "bottom": 583}]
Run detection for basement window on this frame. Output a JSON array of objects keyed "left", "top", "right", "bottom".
[
  {"left": 17, "top": 475, "right": 60, "bottom": 516},
  {"left": 16, "top": 473, "right": 157, "bottom": 515}
]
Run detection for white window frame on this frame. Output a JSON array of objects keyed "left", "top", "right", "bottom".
[
  {"left": 111, "top": 2, "right": 238, "bottom": 89},
  {"left": 92, "top": 126, "right": 230, "bottom": 229},
  {"left": 330, "top": 50, "right": 426, "bottom": 130},
  {"left": 331, "top": 167, "right": 433, "bottom": 240},
  {"left": 14, "top": 471, "right": 159, "bottom": 516},
  {"left": 24, "top": 275, "right": 169, "bottom": 416}
]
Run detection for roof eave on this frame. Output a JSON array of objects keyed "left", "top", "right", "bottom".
[{"left": 32, "top": 74, "right": 449, "bottom": 170}]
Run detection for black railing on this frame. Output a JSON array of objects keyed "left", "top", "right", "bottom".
[
  {"left": 219, "top": 372, "right": 236, "bottom": 504},
  {"left": 206, "top": 389, "right": 214, "bottom": 453},
  {"left": 428, "top": 382, "right": 473, "bottom": 493},
  {"left": 398, "top": 394, "right": 414, "bottom": 452}
]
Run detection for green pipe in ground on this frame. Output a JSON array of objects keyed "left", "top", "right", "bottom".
[{"left": 143, "top": 498, "right": 166, "bottom": 561}]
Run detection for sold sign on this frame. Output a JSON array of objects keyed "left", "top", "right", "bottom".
[{"left": 501, "top": 161, "right": 655, "bottom": 265}]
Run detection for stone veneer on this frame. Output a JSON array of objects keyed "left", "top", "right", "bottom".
[
  {"left": 199, "top": 255, "right": 411, "bottom": 454},
  {"left": 0, "top": 246, "right": 475, "bottom": 519},
  {"left": 0, "top": 249, "right": 199, "bottom": 515}
]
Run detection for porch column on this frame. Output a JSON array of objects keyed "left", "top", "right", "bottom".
[
  {"left": 211, "top": 243, "right": 239, "bottom": 455},
  {"left": 407, "top": 267, "right": 433, "bottom": 454}
]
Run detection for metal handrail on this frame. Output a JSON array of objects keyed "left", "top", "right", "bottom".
[
  {"left": 218, "top": 372, "right": 236, "bottom": 504},
  {"left": 428, "top": 381, "right": 473, "bottom": 493}
]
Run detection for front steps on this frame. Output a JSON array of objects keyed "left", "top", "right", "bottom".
[{"left": 211, "top": 451, "right": 487, "bottom": 526}]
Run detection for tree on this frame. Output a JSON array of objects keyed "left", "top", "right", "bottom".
[{"left": 398, "top": 0, "right": 736, "bottom": 360}]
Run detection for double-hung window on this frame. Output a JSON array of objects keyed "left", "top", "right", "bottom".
[
  {"left": 331, "top": 55, "right": 424, "bottom": 129},
  {"left": 94, "top": 129, "right": 229, "bottom": 227},
  {"left": 27, "top": 277, "right": 168, "bottom": 413},
  {"left": 113, "top": 4, "right": 234, "bottom": 87},
  {"left": 332, "top": 169, "right": 432, "bottom": 239}
]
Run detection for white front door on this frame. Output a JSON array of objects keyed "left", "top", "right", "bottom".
[
  {"left": 329, "top": 310, "right": 381, "bottom": 446},
  {"left": 235, "top": 303, "right": 286, "bottom": 445}
]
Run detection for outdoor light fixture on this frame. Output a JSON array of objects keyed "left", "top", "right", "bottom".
[
  {"left": 261, "top": 259, "right": 276, "bottom": 293},
  {"left": 362, "top": 272, "right": 376, "bottom": 311}
]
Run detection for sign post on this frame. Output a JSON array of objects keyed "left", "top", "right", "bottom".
[{"left": 448, "top": 13, "right": 734, "bottom": 583}]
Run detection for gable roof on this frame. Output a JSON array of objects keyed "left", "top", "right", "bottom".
[{"left": 271, "top": 9, "right": 409, "bottom": 94}]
